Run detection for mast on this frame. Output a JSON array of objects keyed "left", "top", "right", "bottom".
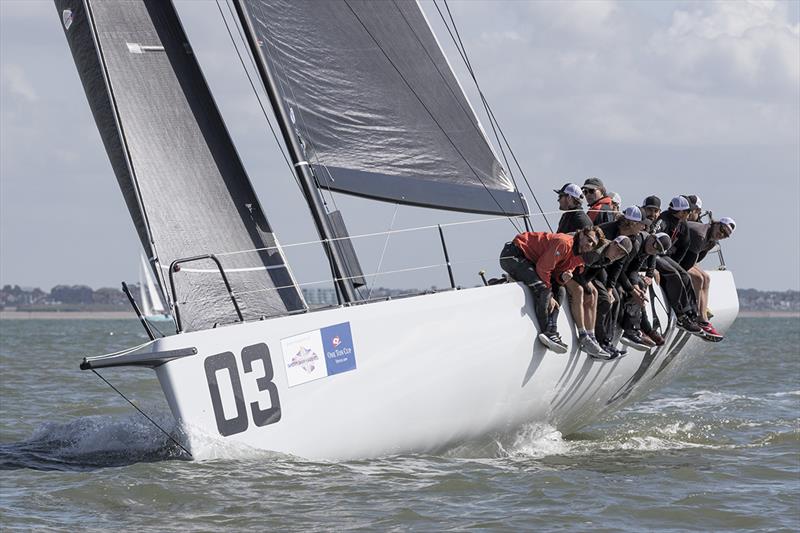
[{"left": 232, "top": 0, "right": 356, "bottom": 304}]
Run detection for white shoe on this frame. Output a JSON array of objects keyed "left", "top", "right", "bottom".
[{"left": 580, "top": 334, "right": 611, "bottom": 359}]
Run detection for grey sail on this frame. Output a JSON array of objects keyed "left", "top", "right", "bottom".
[
  {"left": 236, "top": 0, "right": 526, "bottom": 216},
  {"left": 55, "top": 0, "right": 304, "bottom": 331}
]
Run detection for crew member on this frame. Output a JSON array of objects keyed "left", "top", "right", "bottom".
[
  {"left": 610, "top": 192, "right": 622, "bottom": 218},
  {"left": 582, "top": 177, "right": 615, "bottom": 225},
  {"left": 499, "top": 228, "right": 606, "bottom": 353},
  {"left": 619, "top": 232, "right": 672, "bottom": 348},
  {"left": 571, "top": 235, "right": 633, "bottom": 359},
  {"left": 652, "top": 196, "right": 705, "bottom": 336},
  {"left": 641, "top": 195, "right": 662, "bottom": 226},
  {"left": 685, "top": 195, "right": 703, "bottom": 222},
  {"left": 596, "top": 206, "right": 648, "bottom": 353},
  {"left": 554, "top": 183, "right": 592, "bottom": 234},
  {"left": 679, "top": 217, "right": 736, "bottom": 341}
]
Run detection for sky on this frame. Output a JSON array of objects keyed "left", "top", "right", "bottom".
[{"left": 1, "top": 0, "right": 798, "bottom": 293}]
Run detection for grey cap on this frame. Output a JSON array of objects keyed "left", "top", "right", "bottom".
[
  {"left": 652, "top": 232, "right": 672, "bottom": 254},
  {"left": 612, "top": 235, "right": 633, "bottom": 255},
  {"left": 582, "top": 177, "right": 605, "bottom": 191}
]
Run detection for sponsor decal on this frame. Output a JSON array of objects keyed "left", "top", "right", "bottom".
[
  {"left": 62, "top": 9, "right": 73, "bottom": 30},
  {"left": 288, "top": 346, "right": 320, "bottom": 374},
  {"left": 281, "top": 322, "right": 357, "bottom": 387}
]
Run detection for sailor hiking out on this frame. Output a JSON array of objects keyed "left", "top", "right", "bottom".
[
  {"left": 501, "top": 178, "right": 738, "bottom": 359},
  {"left": 500, "top": 228, "right": 605, "bottom": 353}
]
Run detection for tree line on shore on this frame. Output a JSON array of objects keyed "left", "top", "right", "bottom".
[{"left": 1, "top": 284, "right": 798, "bottom": 312}]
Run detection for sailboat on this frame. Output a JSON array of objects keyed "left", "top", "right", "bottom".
[
  {"left": 56, "top": 0, "right": 738, "bottom": 460},
  {"left": 138, "top": 254, "right": 171, "bottom": 322}
]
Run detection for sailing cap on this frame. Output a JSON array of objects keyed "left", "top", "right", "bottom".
[
  {"left": 669, "top": 195, "right": 690, "bottom": 211},
  {"left": 719, "top": 217, "right": 736, "bottom": 233},
  {"left": 582, "top": 177, "right": 605, "bottom": 191},
  {"left": 610, "top": 192, "right": 622, "bottom": 206},
  {"left": 554, "top": 183, "right": 583, "bottom": 200},
  {"left": 612, "top": 235, "right": 633, "bottom": 255},
  {"left": 642, "top": 195, "right": 661, "bottom": 209},
  {"left": 622, "top": 205, "right": 643, "bottom": 222},
  {"left": 653, "top": 232, "right": 671, "bottom": 254}
]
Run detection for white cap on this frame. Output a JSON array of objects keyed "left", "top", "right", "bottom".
[
  {"left": 719, "top": 216, "right": 736, "bottom": 233},
  {"left": 694, "top": 196, "right": 703, "bottom": 210},
  {"left": 669, "top": 195, "right": 690, "bottom": 211},
  {"left": 622, "top": 205, "right": 643, "bottom": 222},
  {"left": 554, "top": 183, "right": 583, "bottom": 200},
  {"left": 610, "top": 192, "right": 622, "bottom": 205}
]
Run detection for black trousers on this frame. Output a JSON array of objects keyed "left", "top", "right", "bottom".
[
  {"left": 620, "top": 281, "right": 650, "bottom": 333},
  {"left": 500, "top": 242, "right": 563, "bottom": 334},
  {"left": 594, "top": 280, "right": 620, "bottom": 344},
  {"left": 655, "top": 256, "right": 698, "bottom": 317}
]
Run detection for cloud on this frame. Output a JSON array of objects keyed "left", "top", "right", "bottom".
[
  {"left": 648, "top": 0, "right": 800, "bottom": 97},
  {"left": 1, "top": 63, "right": 38, "bottom": 102},
  {"left": 444, "top": 0, "right": 798, "bottom": 147}
]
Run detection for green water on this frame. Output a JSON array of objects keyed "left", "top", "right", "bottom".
[{"left": 1, "top": 317, "right": 798, "bottom": 531}]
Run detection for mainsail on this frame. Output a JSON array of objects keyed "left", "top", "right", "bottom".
[
  {"left": 235, "top": 0, "right": 526, "bottom": 216},
  {"left": 56, "top": 0, "right": 305, "bottom": 331}
]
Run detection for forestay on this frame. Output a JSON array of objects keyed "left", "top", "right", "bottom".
[
  {"left": 236, "top": 0, "right": 526, "bottom": 216},
  {"left": 56, "top": 0, "right": 304, "bottom": 331}
]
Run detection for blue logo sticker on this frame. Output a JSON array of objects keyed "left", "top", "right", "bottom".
[{"left": 320, "top": 322, "right": 356, "bottom": 376}]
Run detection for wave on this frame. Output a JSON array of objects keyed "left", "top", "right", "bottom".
[
  {"left": 0, "top": 411, "right": 186, "bottom": 471},
  {"left": 624, "top": 390, "right": 760, "bottom": 414},
  {"left": 443, "top": 419, "right": 722, "bottom": 461}
]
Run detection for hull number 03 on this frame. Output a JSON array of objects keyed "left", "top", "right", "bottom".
[{"left": 204, "top": 343, "right": 281, "bottom": 436}]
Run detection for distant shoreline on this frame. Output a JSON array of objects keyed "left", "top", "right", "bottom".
[
  {"left": 0, "top": 310, "right": 135, "bottom": 320},
  {"left": 737, "top": 311, "right": 800, "bottom": 318},
  {"left": 0, "top": 310, "right": 798, "bottom": 320}
]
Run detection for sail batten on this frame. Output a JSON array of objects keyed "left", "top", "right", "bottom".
[
  {"left": 56, "top": 0, "right": 305, "bottom": 331},
  {"left": 236, "top": 0, "right": 526, "bottom": 216}
]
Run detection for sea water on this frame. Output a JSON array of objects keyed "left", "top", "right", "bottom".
[{"left": 1, "top": 318, "right": 798, "bottom": 531}]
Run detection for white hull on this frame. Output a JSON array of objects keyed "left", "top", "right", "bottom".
[{"left": 128, "top": 271, "right": 738, "bottom": 460}]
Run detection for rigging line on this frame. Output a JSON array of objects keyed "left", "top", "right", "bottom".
[
  {"left": 215, "top": 0, "right": 296, "bottom": 183},
  {"left": 212, "top": 211, "right": 540, "bottom": 258},
  {"left": 428, "top": 0, "right": 518, "bottom": 196},
  {"left": 342, "top": 0, "right": 521, "bottom": 233},
  {"left": 367, "top": 203, "right": 401, "bottom": 300},
  {"left": 438, "top": 0, "right": 552, "bottom": 232},
  {"left": 180, "top": 261, "right": 449, "bottom": 305},
  {"left": 90, "top": 369, "right": 192, "bottom": 458},
  {"left": 438, "top": 0, "right": 544, "bottom": 228}
]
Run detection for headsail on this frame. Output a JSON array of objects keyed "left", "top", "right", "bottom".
[
  {"left": 56, "top": 0, "right": 305, "bottom": 331},
  {"left": 235, "top": 0, "right": 526, "bottom": 216}
]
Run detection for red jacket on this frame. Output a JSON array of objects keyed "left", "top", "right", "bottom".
[
  {"left": 587, "top": 196, "right": 614, "bottom": 223},
  {"left": 512, "top": 232, "right": 585, "bottom": 288}
]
